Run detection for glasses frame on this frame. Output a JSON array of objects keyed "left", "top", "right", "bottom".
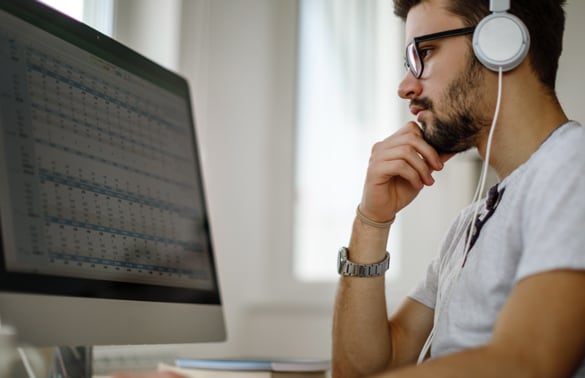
[{"left": 404, "top": 26, "right": 476, "bottom": 79}]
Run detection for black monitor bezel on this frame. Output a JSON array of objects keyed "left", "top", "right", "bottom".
[{"left": 0, "top": 0, "right": 222, "bottom": 306}]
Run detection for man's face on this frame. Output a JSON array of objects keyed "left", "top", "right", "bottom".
[
  {"left": 398, "top": 0, "right": 493, "bottom": 154},
  {"left": 416, "top": 54, "right": 492, "bottom": 154}
]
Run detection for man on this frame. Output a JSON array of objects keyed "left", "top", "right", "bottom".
[{"left": 332, "top": 0, "right": 585, "bottom": 377}]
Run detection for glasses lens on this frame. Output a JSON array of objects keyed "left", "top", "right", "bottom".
[{"left": 405, "top": 42, "right": 421, "bottom": 78}]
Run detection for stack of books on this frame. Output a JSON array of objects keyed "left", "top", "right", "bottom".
[{"left": 158, "top": 358, "right": 331, "bottom": 378}]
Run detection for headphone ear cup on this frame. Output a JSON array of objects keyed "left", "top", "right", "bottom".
[{"left": 472, "top": 12, "right": 530, "bottom": 72}]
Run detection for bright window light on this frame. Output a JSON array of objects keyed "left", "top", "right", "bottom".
[
  {"left": 37, "top": 0, "right": 113, "bottom": 36},
  {"left": 294, "top": 0, "right": 404, "bottom": 282},
  {"left": 37, "top": 0, "right": 83, "bottom": 21}
]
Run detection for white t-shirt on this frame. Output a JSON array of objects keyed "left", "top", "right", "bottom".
[{"left": 409, "top": 121, "right": 585, "bottom": 376}]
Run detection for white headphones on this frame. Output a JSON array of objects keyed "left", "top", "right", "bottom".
[{"left": 472, "top": 0, "right": 530, "bottom": 72}]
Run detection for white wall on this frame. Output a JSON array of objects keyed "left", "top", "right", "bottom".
[
  {"left": 112, "top": 0, "right": 182, "bottom": 70},
  {"left": 101, "top": 0, "right": 585, "bottom": 367},
  {"left": 176, "top": 0, "right": 333, "bottom": 360},
  {"left": 558, "top": 0, "right": 585, "bottom": 118}
]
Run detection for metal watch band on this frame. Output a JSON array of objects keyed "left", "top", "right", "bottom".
[{"left": 337, "top": 247, "right": 390, "bottom": 277}]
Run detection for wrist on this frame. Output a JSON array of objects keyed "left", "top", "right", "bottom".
[
  {"left": 348, "top": 217, "right": 390, "bottom": 264},
  {"left": 356, "top": 205, "right": 395, "bottom": 229},
  {"left": 337, "top": 247, "right": 390, "bottom": 277}
]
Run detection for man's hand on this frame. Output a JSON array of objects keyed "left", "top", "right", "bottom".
[{"left": 359, "top": 122, "right": 452, "bottom": 223}]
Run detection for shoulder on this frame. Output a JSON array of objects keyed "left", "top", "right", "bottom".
[
  {"left": 504, "top": 121, "right": 585, "bottom": 199},
  {"left": 503, "top": 122, "right": 585, "bottom": 280},
  {"left": 530, "top": 121, "right": 585, "bottom": 174},
  {"left": 507, "top": 121, "right": 585, "bottom": 215}
]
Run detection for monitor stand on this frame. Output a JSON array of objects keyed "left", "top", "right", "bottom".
[
  {"left": 1, "top": 321, "right": 92, "bottom": 376},
  {"left": 0, "top": 343, "right": 92, "bottom": 377},
  {"left": 52, "top": 346, "right": 93, "bottom": 377}
]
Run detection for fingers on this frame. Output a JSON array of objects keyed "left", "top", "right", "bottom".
[
  {"left": 370, "top": 122, "right": 443, "bottom": 187},
  {"left": 389, "top": 122, "right": 443, "bottom": 170},
  {"left": 360, "top": 122, "right": 446, "bottom": 220},
  {"left": 369, "top": 146, "right": 432, "bottom": 189},
  {"left": 361, "top": 121, "right": 450, "bottom": 219}
]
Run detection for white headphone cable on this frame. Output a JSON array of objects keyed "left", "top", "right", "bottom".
[
  {"left": 463, "top": 66, "right": 503, "bottom": 257},
  {"left": 417, "top": 66, "right": 504, "bottom": 364}
]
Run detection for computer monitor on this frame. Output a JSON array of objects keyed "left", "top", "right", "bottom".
[{"left": 0, "top": 0, "right": 226, "bottom": 347}]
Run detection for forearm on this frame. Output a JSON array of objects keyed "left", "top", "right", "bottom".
[
  {"left": 332, "top": 217, "right": 393, "bottom": 377},
  {"left": 332, "top": 123, "right": 448, "bottom": 377},
  {"left": 374, "top": 345, "right": 535, "bottom": 378}
]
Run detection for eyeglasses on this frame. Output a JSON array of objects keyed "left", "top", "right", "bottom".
[{"left": 404, "top": 26, "right": 475, "bottom": 79}]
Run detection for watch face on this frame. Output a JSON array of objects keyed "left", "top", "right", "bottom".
[{"left": 337, "top": 248, "right": 347, "bottom": 274}]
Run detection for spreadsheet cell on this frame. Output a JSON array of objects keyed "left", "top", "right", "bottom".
[{"left": 0, "top": 23, "right": 214, "bottom": 290}]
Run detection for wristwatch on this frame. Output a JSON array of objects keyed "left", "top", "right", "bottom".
[{"left": 337, "top": 247, "right": 390, "bottom": 277}]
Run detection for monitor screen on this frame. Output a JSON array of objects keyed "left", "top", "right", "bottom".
[{"left": 0, "top": 0, "right": 226, "bottom": 346}]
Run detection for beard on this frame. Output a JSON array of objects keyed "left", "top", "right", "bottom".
[{"left": 413, "top": 57, "right": 492, "bottom": 154}]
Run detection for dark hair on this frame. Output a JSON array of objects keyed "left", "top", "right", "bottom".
[{"left": 394, "top": 0, "right": 567, "bottom": 92}]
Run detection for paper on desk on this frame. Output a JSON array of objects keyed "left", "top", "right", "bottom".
[
  {"left": 173, "top": 358, "right": 330, "bottom": 372},
  {"left": 159, "top": 362, "right": 328, "bottom": 378}
]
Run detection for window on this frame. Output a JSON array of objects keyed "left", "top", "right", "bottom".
[
  {"left": 37, "top": 0, "right": 83, "bottom": 21},
  {"left": 294, "top": 0, "right": 405, "bottom": 282},
  {"left": 37, "top": 0, "right": 113, "bottom": 36}
]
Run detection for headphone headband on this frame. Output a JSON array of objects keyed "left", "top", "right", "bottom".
[{"left": 490, "top": 0, "right": 511, "bottom": 12}]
